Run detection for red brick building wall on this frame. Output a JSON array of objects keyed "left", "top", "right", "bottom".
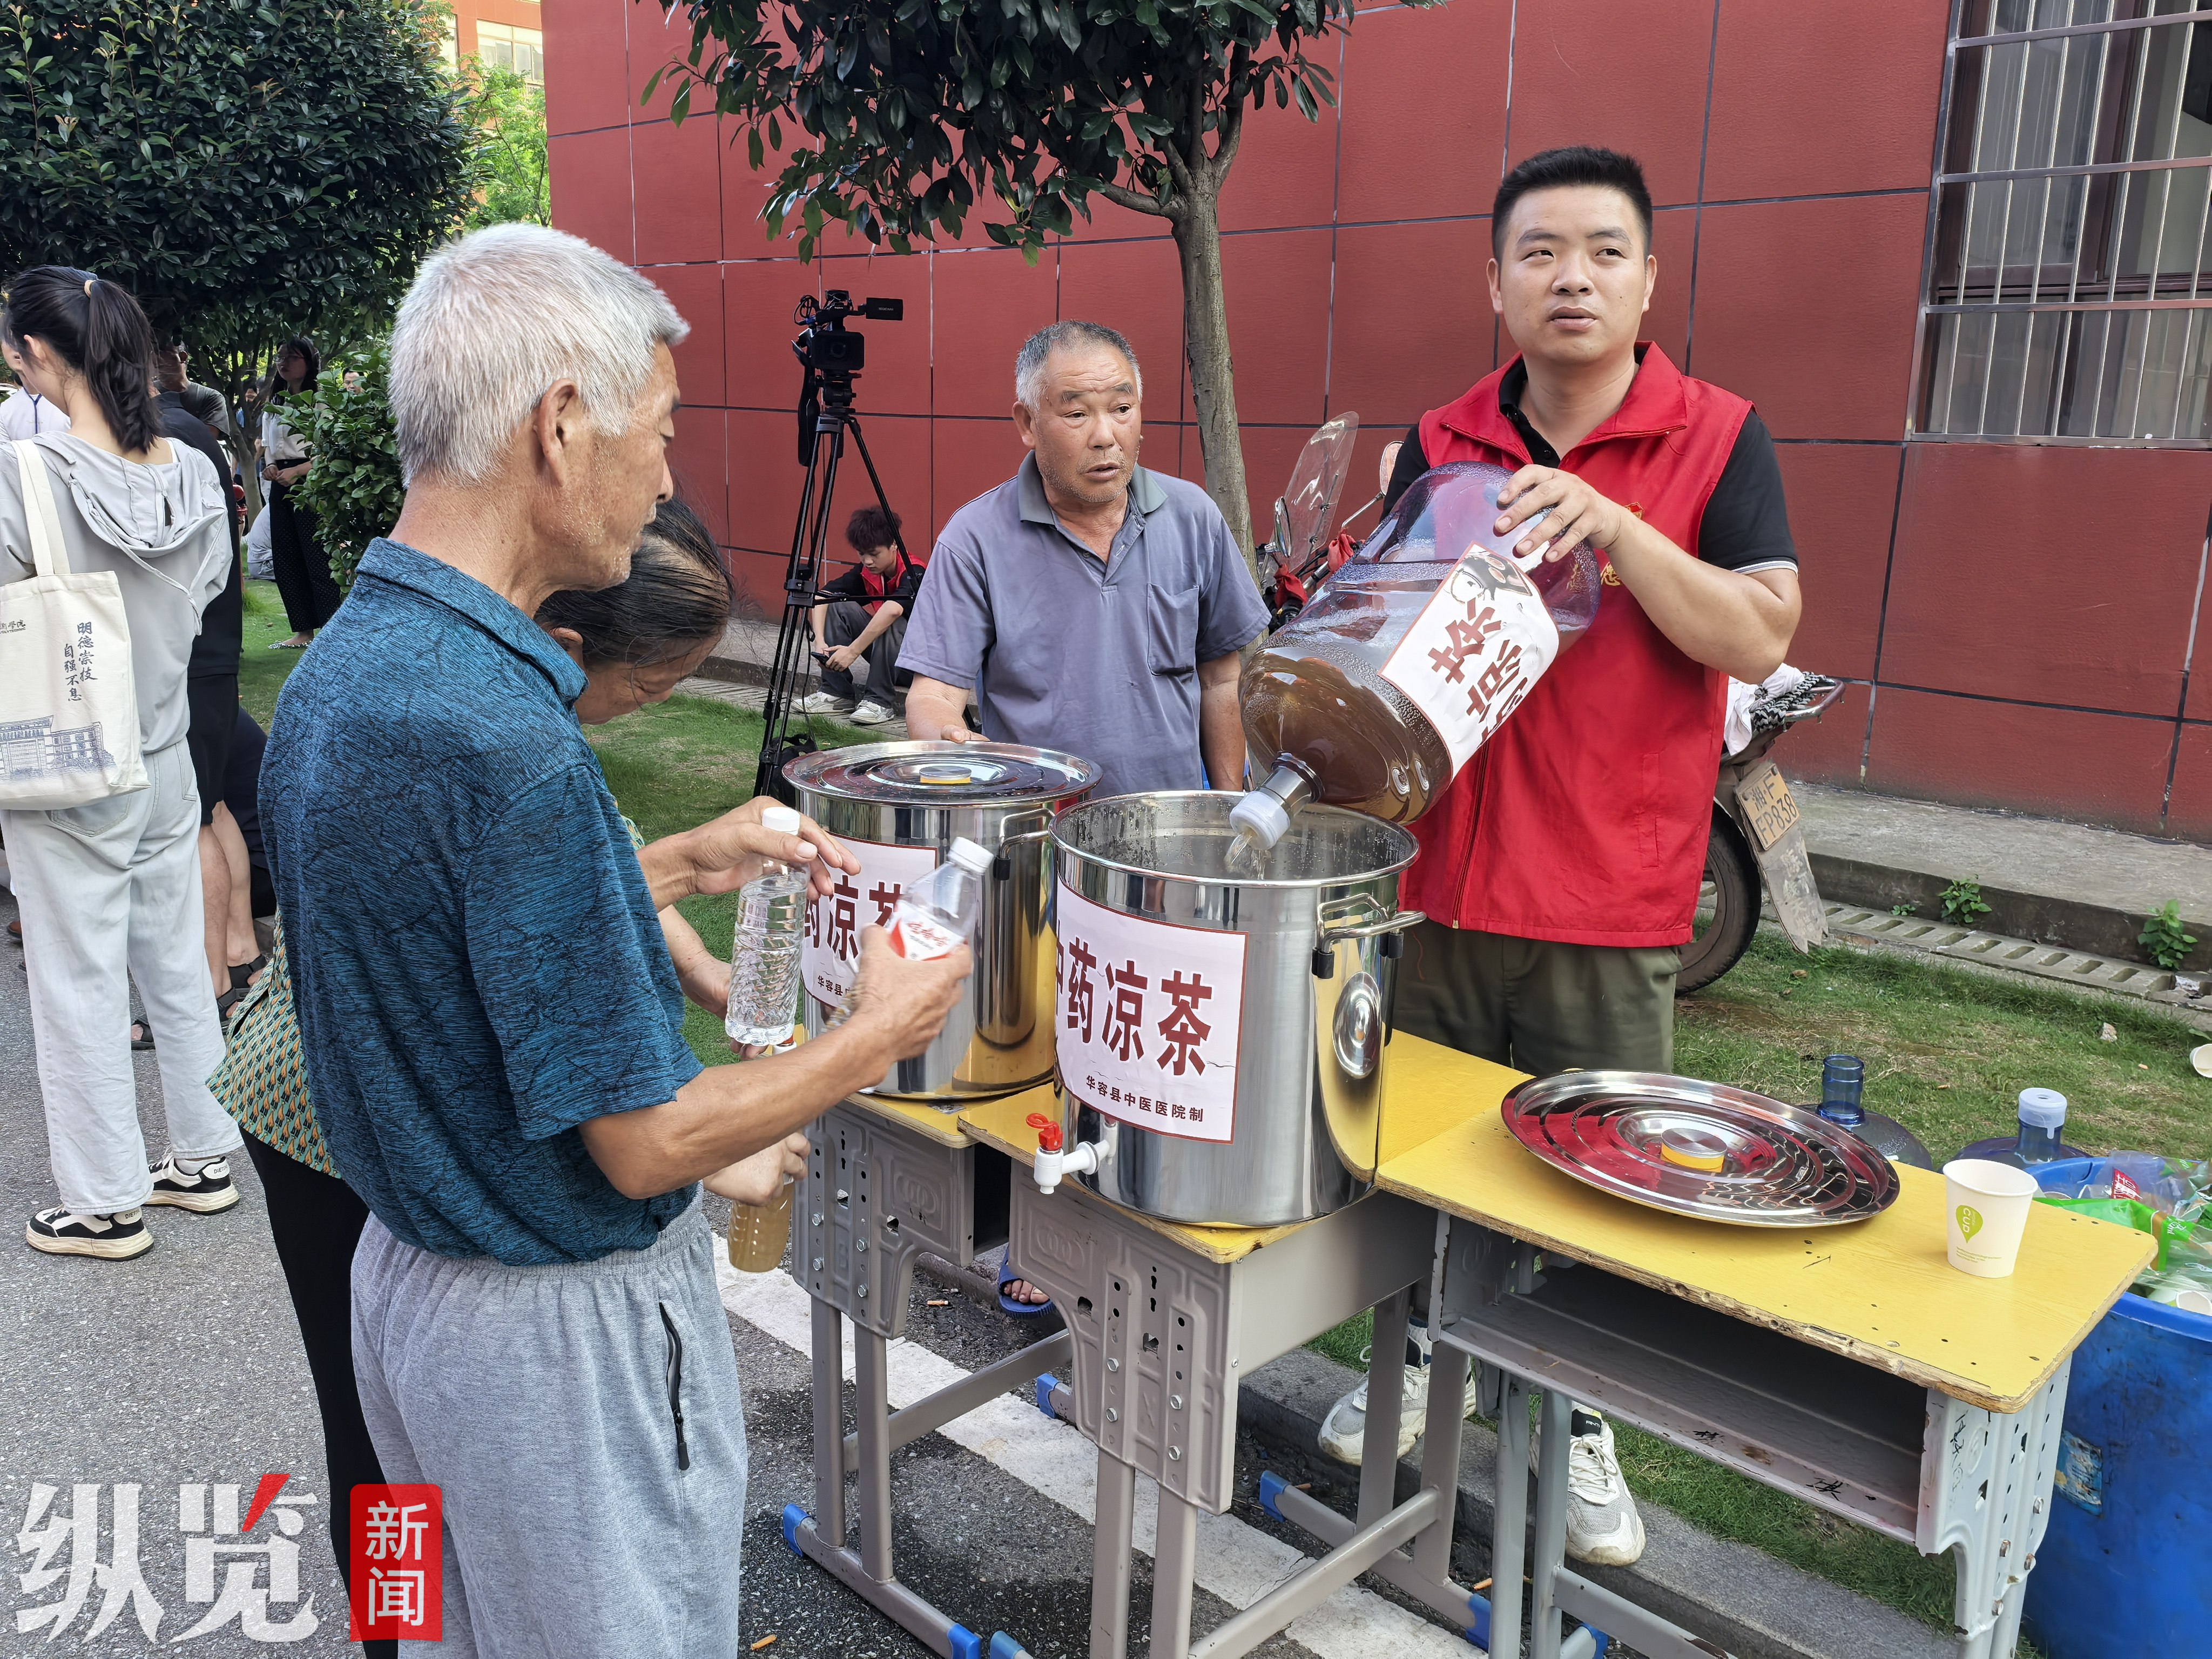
[{"left": 544, "top": 0, "right": 2212, "bottom": 837}]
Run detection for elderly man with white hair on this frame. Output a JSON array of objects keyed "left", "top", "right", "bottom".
[
  {"left": 900, "top": 319, "right": 1269, "bottom": 799},
  {"left": 261, "top": 225, "right": 970, "bottom": 1656}
]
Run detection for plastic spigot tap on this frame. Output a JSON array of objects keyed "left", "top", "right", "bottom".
[{"left": 1027, "top": 1112, "right": 1097, "bottom": 1193}]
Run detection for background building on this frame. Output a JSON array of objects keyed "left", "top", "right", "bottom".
[
  {"left": 441, "top": 0, "right": 544, "bottom": 84},
  {"left": 543, "top": 0, "right": 2212, "bottom": 836}
]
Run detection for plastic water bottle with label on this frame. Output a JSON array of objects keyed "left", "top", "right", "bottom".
[
  {"left": 887, "top": 838, "right": 992, "bottom": 959},
  {"left": 1227, "top": 461, "right": 1605, "bottom": 872},
  {"left": 724, "top": 804, "right": 810, "bottom": 1049},
  {"left": 820, "top": 838, "right": 990, "bottom": 1033}
]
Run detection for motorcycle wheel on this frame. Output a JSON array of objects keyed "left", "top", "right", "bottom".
[{"left": 1676, "top": 806, "right": 1761, "bottom": 995}]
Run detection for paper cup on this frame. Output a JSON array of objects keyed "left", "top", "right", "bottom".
[{"left": 1943, "top": 1159, "right": 2042, "bottom": 1278}]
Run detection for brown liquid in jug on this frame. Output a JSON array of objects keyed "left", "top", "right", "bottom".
[{"left": 1238, "top": 562, "right": 1461, "bottom": 824}]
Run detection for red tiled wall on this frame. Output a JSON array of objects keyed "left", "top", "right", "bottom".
[{"left": 547, "top": 0, "right": 2212, "bottom": 836}]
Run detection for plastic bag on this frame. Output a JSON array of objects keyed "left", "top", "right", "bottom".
[{"left": 2032, "top": 1155, "right": 2209, "bottom": 1225}]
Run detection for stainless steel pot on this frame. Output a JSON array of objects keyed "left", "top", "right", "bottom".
[
  {"left": 786, "top": 741, "right": 1100, "bottom": 1101},
  {"left": 1047, "top": 792, "right": 1422, "bottom": 1226}
]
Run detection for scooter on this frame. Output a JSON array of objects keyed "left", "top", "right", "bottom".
[
  {"left": 1255, "top": 419, "right": 1842, "bottom": 993},
  {"left": 1678, "top": 671, "right": 1844, "bottom": 993}
]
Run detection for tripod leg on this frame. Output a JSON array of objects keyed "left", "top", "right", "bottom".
[
  {"left": 842, "top": 416, "right": 911, "bottom": 565},
  {"left": 754, "top": 416, "right": 846, "bottom": 800}
]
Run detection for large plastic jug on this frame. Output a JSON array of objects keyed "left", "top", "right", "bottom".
[{"left": 1230, "top": 462, "right": 1604, "bottom": 853}]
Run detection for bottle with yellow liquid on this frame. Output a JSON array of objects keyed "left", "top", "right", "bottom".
[
  {"left": 727, "top": 1178, "right": 795, "bottom": 1273},
  {"left": 1228, "top": 462, "right": 1603, "bottom": 868}
]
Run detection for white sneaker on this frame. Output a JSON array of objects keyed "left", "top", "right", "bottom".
[
  {"left": 1318, "top": 1365, "right": 1430, "bottom": 1464},
  {"left": 849, "top": 700, "right": 896, "bottom": 726},
  {"left": 1548, "top": 1408, "right": 1647, "bottom": 1566},
  {"left": 793, "top": 690, "right": 854, "bottom": 714}
]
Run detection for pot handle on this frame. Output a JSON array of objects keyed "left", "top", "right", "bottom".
[
  {"left": 990, "top": 821, "right": 1055, "bottom": 881},
  {"left": 1311, "top": 908, "right": 1426, "bottom": 978}
]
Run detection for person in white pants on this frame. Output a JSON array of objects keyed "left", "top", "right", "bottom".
[{"left": 2, "top": 265, "right": 240, "bottom": 1259}]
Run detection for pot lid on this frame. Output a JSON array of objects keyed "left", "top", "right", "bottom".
[
  {"left": 1501, "top": 1070, "right": 1900, "bottom": 1228},
  {"left": 785, "top": 740, "right": 1101, "bottom": 804}
]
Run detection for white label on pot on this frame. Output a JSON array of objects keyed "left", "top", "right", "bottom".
[
  {"left": 1377, "top": 549, "right": 1561, "bottom": 774},
  {"left": 803, "top": 838, "right": 942, "bottom": 1011},
  {"left": 1055, "top": 882, "right": 1245, "bottom": 1144}
]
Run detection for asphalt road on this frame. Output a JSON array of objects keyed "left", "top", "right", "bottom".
[{"left": 0, "top": 881, "right": 1474, "bottom": 1657}]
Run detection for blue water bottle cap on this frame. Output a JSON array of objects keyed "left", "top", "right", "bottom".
[{"left": 2017, "top": 1087, "right": 2067, "bottom": 1129}]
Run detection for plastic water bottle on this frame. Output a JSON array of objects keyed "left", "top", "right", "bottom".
[
  {"left": 1957, "top": 1087, "right": 2090, "bottom": 1170},
  {"left": 724, "top": 805, "right": 809, "bottom": 1048},
  {"left": 885, "top": 838, "right": 992, "bottom": 960},
  {"left": 819, "top": 838, "right": 990, "bottom": 1034},
  {"left": 1812, "top": 1054, "right": 1934, "bottom": 1170}
]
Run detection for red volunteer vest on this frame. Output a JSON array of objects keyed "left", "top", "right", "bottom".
[{"left": 1405, "top": 345, "right": 1750, "bottom": 947}]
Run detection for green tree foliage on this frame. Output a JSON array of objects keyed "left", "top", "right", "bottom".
[
  {"left": 291, "top": 341, "right": 402, "bottom": 594},
  {"left": 645, "top": 0, "right": 1438, "bottom": 564},
  {"left": 0, "top": 0, "right": 478, "bottom": 483},
  {"left": 463, "top": 63, "right": 549, "bottom": 228}
]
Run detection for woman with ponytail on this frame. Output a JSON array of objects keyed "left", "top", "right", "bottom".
[
  {"left": 1, "top": 266, "right": 244, "bottom": 1259},
  {"left": 258, "top": 336, "right": 338, "bottom": 647}
]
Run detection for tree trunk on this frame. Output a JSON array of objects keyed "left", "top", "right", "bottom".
[{"left": 1172, "top": 188, "right": 1257, "bottom": 583}]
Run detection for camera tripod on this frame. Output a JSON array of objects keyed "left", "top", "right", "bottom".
[{"left": 753, "top": 293, "right": 909, "bottom": 804}]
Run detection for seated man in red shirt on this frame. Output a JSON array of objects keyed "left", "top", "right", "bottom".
[
  {"left": 797, "top": 503, "right": 922, "bottom": 725},
  {"left": 1319, "top": 145, "right": 1802, "bottom": 1567}
]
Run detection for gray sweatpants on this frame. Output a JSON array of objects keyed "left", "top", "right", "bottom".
[{"left": 352, "top": 1201, "right": 748, "bottom": 1656}]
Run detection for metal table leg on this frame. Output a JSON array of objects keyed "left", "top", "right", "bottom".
[
  {"left": 781, "top": 1102, "right": 1027, "bottom": 1659},
  {"left": 1090, "top": 1448, "right": 1137, "bottom": 1659},
  {"left": 1150, "top": 1486, "right": 1202, "bottom": 1659}
]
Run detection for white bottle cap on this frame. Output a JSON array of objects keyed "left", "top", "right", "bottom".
[
  {"left": 2017, "top": 1087, "right": 2068, "bottom": 1129},
  {"left": 948, "top": 837, "right": 993, "bottom": 874},
  {"left": 761, "top": 805, "right": 802, "bottom": 834},
  {"left": 1228, "top": 790, "right": 1290, "bottom": 852}
]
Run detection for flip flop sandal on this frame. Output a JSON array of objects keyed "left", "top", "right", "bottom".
[
  {"left": 227, "top": 954, "right": 269, "bottom": 990},
  {"left": 998, "top": 1258, "right": 1053, "bottom": 1318},
  {"left": 130, "top": 1021, "right": 154, "bottom": 1051}
]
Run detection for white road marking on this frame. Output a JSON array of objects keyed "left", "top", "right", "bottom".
[{"left": 717, "top": 1253, "right": 1474, "bottom": 1659}]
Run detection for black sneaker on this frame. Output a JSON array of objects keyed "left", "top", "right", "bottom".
[
  {"left": 28, "top": 1206, "right": 152, "bottom": 1259},
  {"left": 145, "top": 1152, "right": 240, "bottom": 1213}
]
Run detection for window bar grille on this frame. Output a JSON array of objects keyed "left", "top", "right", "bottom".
[{"left": 1914, "top": 0, "right": 2212, "bottom": 446}]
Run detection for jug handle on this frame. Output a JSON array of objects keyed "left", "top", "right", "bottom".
[{"left": 1311, "top": 909, "right": 1427, "bottom": 978}]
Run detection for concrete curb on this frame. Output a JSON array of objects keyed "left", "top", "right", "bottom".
[
  {"left": 1239, "top": 1347, "right": 1954, "bottom": 1659},
  {"left": 1813, "top": 853, "right": 2212, "bottom": 977}
]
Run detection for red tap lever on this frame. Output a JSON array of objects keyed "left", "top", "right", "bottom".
[{"left": 1026, "top": 1112, "right": 1064, "bottom": 1153}]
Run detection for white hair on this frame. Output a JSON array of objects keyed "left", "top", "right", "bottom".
[
  {"left": 1014, "top": 320, "right": 1142, "bottom": 410},
  {"left": 389, "top": 224, "right": 689, "bottom": 486}
]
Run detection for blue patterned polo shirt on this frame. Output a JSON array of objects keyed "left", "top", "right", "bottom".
[{"left": 261, "top": 538, "right": 703, "bottom": 1264}]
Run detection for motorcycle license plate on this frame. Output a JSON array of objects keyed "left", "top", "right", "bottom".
[{"left": 1739, "top": 762, "right": 1801, "bottom": 852}]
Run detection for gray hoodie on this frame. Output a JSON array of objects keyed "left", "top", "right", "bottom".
[{"left": 0, "top": 434, "right": 231, "bottom": 753}]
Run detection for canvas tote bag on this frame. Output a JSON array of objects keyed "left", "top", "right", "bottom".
[{"left": 0, "top": 441, "right": 146, "bottom": 808}]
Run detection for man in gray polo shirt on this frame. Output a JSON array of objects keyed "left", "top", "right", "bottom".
[{"left": 900, "top": 320, "right": 1268, "bottom": 798}]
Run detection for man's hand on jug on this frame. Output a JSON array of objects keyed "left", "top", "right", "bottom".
[
  {"left": 844, "top": 927, "right": 972, "bottom": 1060},
  {"left": 1494, "top": 465, "right": 1630, "bottom": 562},
  {"left": 643, "top": 797, "right": 859, "bottom": 907}
]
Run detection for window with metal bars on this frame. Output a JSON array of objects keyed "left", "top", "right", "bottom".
[{"left": 1915, "top": 1, "right": 2212, "bottom": 444}]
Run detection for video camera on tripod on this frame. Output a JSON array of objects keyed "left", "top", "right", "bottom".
[{"left": 756, "top": 290, "right": 911, "bottom": 802}]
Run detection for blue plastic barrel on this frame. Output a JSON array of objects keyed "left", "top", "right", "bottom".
[{"left": 2022, "top": 1290, "right": 2212, "bottom": 1658}]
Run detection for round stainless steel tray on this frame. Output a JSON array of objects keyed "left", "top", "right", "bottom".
[{"left": 1500, "top": 1071, "right": 1900, "bottom": 1227}]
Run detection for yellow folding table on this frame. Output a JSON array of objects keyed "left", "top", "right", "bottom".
[{"left": 1256, "top": 1036, "right": 2155, "bottom": 1659}]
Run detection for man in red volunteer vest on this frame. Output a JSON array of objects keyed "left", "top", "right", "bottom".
[{"left": 1316, "top": 147, "right": 1802, "bottom": 1566}]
